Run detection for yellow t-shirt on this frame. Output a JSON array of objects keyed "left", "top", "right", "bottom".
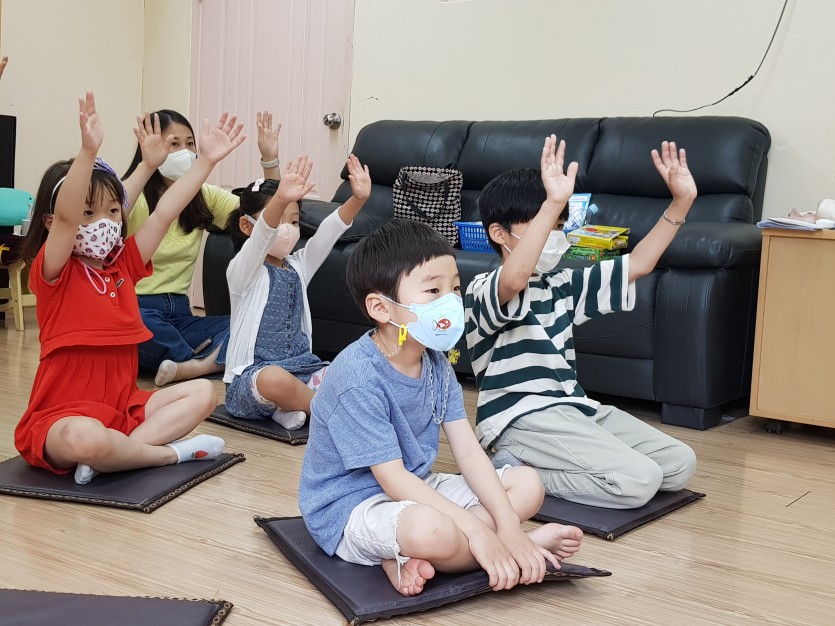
[{"left": 127, "top": 184, "right": 239, "bottom": 296}]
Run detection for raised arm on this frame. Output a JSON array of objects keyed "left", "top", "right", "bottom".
[
  {"left": 497, "top": 135, "right": 578, "bottom": 305},
  {"left": 132, "top": 113, "right": 246, "bottom": 264},
  {"left": 260, "top": 156, "right": 315, "bottom": 227},
  {"left": 628, "top": 141, "right": 697, "bottom": 282},
  {"left": 121, "top": 112, "right": 174, "bottom": 213},
  {"left": 41, "top": 92, "right": 102, "bottom": 282},
  {"left": 256, "top": 110, "right": 282, "bottom": 180},
  {"left": 0, "top": 56, "right": 8, "bottom": 80},
  {"left": 337, "top": 154, "right": 371, "bottom": 225}
]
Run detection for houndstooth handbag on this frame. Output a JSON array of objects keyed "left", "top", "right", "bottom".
[{"left": 392, "top": 165, "right": 463, "bottom": 246}]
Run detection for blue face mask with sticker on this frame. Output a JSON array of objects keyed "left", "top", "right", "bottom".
[{"left": 380, "top": 292, "right": 465, "bottom": 352}]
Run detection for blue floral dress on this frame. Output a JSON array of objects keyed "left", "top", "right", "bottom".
[{"left": 225, "top": 264, "right": 327, "bottom": 418}]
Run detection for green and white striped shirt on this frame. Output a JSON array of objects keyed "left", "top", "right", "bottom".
[{"left": 464, "top": 256, "right": 636, "bottom": 449}]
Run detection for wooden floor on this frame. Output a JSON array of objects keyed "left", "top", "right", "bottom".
[{"left": 1, "top": 311, "right": 834, "bottom": 625}]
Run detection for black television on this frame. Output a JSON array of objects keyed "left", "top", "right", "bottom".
[{"left": 0, "top": 114, "right": 16, "bottom": 187}]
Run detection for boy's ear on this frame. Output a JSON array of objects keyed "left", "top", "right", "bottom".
[
  {"left": 364, "top": 293, "right": 393, "bottom": 325},
  {"left": 487, "top": 223, "right": 507, "bottom": 246}
]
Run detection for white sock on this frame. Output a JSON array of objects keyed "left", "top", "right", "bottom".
[
  {"left": 155, "top": 360, "right": 178, "bottom": 387},
  {"left": 74, "top": 463, "right": 100, "bottom": 485},
  {"left": 271, "top": 409, "right": 307, "bottom": 430},
  {"left": 165, "top": 434, "right": 225, "bottom": 463}
]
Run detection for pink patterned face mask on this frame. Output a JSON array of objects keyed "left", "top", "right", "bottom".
[{"left": 73, "top": 218, "right": 123, "bottom": 260}]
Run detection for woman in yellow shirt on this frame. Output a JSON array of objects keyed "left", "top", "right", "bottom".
[{"left": 123, "top": 110, "right": 281, "bottom": 386}]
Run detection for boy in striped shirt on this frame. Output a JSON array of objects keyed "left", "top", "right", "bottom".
[{"left": 465, "top": 135, "right": 697, "bottom": 509}]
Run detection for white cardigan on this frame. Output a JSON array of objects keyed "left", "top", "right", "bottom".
[{"left": 223, "top": 210, "right": 351, "bottom": 383}]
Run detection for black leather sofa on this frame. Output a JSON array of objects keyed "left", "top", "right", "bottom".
[{"left": 203, "top": 117, "right": 771, "bottom": 430}]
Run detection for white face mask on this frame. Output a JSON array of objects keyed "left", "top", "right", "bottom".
[
  {"left": 73, "top": 218, "right": 123, "bottom": 260},
  {"left": 505, "top": 229, "right": 571, "bottom": 274},
  {"left": 158, "top": 148, "right": 197, "bottom": 181},
  {"left": 244, "top": 215, "right": 301, "bottom": 259}
]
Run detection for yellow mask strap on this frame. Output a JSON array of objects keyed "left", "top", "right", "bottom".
[{"left": 397, "top": 324, "right": 408, "bottom": 346}]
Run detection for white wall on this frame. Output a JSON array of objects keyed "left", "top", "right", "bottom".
[
  {"left": 351, "top": 0, "right": 833, "bottom": 218},
  {"left": 0, "top": 0, "right": 144, "bottom": 196},
  {"left": 142, "top": 0, "right": 192, "bottom": 115}
]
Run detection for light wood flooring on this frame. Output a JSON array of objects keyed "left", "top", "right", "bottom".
[{"left": 1, "top": 311, "right": 834, "bottom": 625}]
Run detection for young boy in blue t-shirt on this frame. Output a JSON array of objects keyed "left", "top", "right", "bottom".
[
  {"left": 465, "top": 135, "right": 697, "bottom": 510},
  {"left": 299, "top": 218, "right": 583, "bottom": 597}
]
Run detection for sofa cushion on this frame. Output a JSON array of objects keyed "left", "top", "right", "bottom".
[
  {"left": 588, "top": 117, "right": 771, "bottom": 206},
  {"left": 570, "top": 264, "right": 659, "bottom": 360},
  {"left": 338, "top": 120, "right": 472, "bottom": 187},
  {"left": 457, "top": 119, "right": 600, "bottom": 193}
]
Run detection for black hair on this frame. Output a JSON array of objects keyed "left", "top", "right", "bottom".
[
  {"left": 21, "top": 159, "right": 128, "bottom": 262},
  {"left": 478, "top": 168, "right": 568, "bottom": 255},
  {"left": 122, "top": 109, "right": 212, "bottom": 234},
  {"left": 225, "top": 179, "right": 280, "bottom": 252},
  {"left": 346, "top": 219, "right": 456, "bottom": 321}
]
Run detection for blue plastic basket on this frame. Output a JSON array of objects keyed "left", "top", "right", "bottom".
[{"left": 454, "top": 221, "right": 493, "bottom": 253}]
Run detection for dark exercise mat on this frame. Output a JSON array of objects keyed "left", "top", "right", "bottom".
[
  {"left": 0, "top": 453, "right": 245, "bottom": 513},
  {"left": 255, "top": 515, "right": 610, "bottom": 625},
  {"left": 209, "top": 404, "right": 308, "bottom": 444},
  {"left": 534, "top": 489, "right": 706, "bottom": 540},
  {"left": 0, "top": 589, "right": 232, "bottom": 626}
]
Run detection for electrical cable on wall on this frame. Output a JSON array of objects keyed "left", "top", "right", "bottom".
[{"left": 653, "top": 0, "right": 789, "bottom": 116}]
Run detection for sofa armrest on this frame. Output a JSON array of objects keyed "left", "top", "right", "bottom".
[
  {"left": 202, "top": 231, "right": 234, "bottom": 316},
  {"left": 657, "top": 222, "right": 762, "bottom": 269}
]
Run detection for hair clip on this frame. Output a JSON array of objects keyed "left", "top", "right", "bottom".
[{"left": 251, "top": 177, "right": 266, "bottom": 192}]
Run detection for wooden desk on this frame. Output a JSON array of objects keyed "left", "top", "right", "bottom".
[{"left": 750, "top": 228, "right": 835, "bottom": 428}]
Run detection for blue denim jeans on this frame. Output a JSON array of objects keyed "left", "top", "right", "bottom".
[{"left": 137, "top": 293, "right": 229, "bottom": 372}]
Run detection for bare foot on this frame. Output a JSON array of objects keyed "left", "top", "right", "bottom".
[
  {"left": 381, "top": 558, "right": 435, "bottom": 596},
  {"left": 527, "top": 523, "right": 584, "bottom": 560}
]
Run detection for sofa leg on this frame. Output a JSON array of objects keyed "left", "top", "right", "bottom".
[{"left": 661, "top": 403, "right": 722, "bottom": 430}]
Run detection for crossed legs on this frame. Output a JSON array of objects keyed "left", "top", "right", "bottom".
[
  {"left": 384, "top": 467, "right": 583, "bottom": 595},
  {"left": 44, "top": 379, "right": 221, "bottom": 477}
]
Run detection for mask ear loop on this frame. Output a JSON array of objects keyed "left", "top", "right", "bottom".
[{"left": 397, "top": 324, "right": 408, "bottom": 346}]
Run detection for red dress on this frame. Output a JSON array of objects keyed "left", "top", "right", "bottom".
[{"left": 15, "top": 238, "right": 155, "bottom": 473}]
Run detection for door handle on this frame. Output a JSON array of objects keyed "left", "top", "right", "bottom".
[{"left": 322, "top": 113, "right": 342, "bottom": 129}]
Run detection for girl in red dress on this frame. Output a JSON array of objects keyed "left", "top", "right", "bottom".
[{"left": 15, "top": 92, "right": 246, "bottom": 484}]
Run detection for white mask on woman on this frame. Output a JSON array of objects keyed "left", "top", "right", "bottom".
[{"left": 158, "top": 149, "right": 197, "bottom": 181}]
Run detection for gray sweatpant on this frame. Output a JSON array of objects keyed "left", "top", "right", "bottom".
[{"left": 495, "top": 403, "right": 697, "bottom": 509}]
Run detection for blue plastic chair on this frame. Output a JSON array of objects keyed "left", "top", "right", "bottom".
[{"left": 0, "top": 188, "right": 36, "bottom": 330}]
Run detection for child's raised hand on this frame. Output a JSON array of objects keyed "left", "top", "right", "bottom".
[
  {"left": 540, "top": 134, "right": 578, "bottom": 206},
  {"left": 197, "top": 112, "right": 246, "bottom": 166},
  {"left": 134, "top": 112, "right": 174, "bottom": 169},
  {"left": 256, "top": 110, "right": 281, "bottom": 161},
  {"left": 346, "top": 154, "right": 371, "bottom": 202},
  {"left": 651, "top": 141, "right": 697, "bottom": 202},
  {"left": 277, "top": 156, "right": 316, "bottom": 204},
  {"left": 78, "top": 91, "right": 103, "bottom": 155},
  {"left": 0, "top": 56, "right": 8, "bottom": 80}
]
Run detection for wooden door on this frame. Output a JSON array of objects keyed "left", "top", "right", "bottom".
[
  {"left": 189, "top": 0, "right": 354, "bottom": 307},
  {"left": 190, "top": 0, "right": 354, "bottom": 200}
]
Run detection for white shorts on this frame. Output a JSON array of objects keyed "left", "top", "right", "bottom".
[{"left": 334, "top": 467, "right": 508, "bottom": 568}]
